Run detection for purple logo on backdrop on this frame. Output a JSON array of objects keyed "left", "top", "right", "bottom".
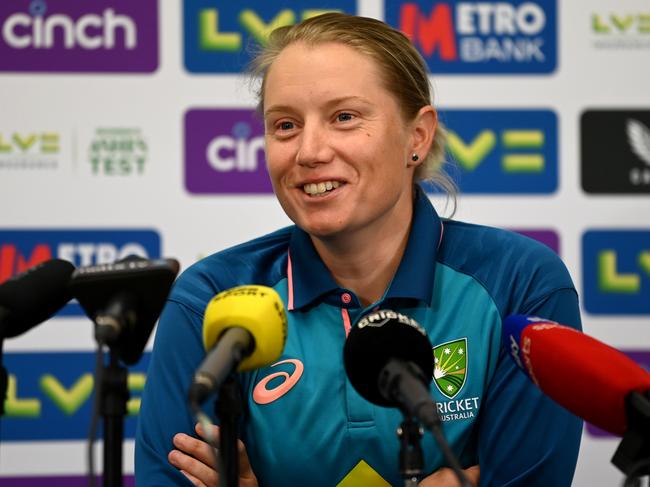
[
  {"left": 586, "top": 350, "right": 650, "bottom": 437},
  {"left": 185, "top": 108, "right": 272, "bottom": 194},
  {"left": 0, "top": 476, "right": 134, "bottom": 486},
  {"left": 512, "top": 229, "right": 560, "bottom": 254},
  {"left": 0, "top": 0, "right": 158, "bottom": 72}
]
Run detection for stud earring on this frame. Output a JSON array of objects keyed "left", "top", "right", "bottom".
[{"left": 411, "top": 153, "right": 419, "bottom": 162}]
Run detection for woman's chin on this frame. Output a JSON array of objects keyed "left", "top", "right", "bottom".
[{"left": 298, "top": 219, "right": 348, "bottom": 240}]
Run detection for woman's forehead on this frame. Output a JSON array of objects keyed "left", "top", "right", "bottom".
[{"left": 264, "top": 42, "right": 387, "bottom": 102}]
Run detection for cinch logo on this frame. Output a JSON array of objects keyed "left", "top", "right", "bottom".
[
  {"left": 0, "top": 0, "right": 158, "bottom": 73},
  {"left": 591, "top": 12, "right": 650, "bottom": 50},
  {"left": 586, "top": 350, "right": 650, "bottom": 437},
  {"left": 385, "top": 0, "right": 557, "bottom": 74},
  {"left": 2, "top": 351, "right": 149, "bottom": 441},
  {"left": 0, "top": 131, "right": 60, "bottom": 170},
  {"left": 0, "top": 229, "right": 161, "bottom": 315},
  {"left": 183, "top": 1, "right": 356, "bottom": 73},
  {"left": 581, "top": 110, "right": 650, "bottom": 194},
  {"left": 426, "top": 109, "right": 557, "bottom": 194},
  {"left": 583, "top": 230, "right": 650, "bottom": 315},
  {"left": 185, "top": 108, "right": 273, "bottom": 194}
]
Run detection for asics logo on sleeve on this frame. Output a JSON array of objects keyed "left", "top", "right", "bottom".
[{"left": 252, "top": 359, "right": 304, "bottom": 405}]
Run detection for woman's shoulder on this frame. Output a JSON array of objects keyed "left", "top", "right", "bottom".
[
  {"left": 437, "top": 220, "right": 575, "bottom": 313},
  {"left": 441, "top": 220, "right": 558, "bottom": 262}
]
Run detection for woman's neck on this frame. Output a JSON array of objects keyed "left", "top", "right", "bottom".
[{"left": 311, "top": 212, "right": 413, "bottom": 308}]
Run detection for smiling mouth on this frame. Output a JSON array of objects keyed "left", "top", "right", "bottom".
[{"left": 302, "top": 180, "right": 343, "bottom": 197}]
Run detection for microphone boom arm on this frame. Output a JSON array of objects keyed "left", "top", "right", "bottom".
[
  {"left": 378, "top": 359, "right": 441, "bottom": 430},
  {"left": 189, "top": 328, "right": 253, "bottom": 406},
  {"left": 378, "top": 359, "right": 471, "bottom": 487}
]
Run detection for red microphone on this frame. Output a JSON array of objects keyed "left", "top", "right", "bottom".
[{"left": 503, "top": 315, "right": 650, "bottom": 436}]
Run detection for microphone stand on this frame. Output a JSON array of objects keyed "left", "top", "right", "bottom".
[
  {"left": 100, "top": 347, "right": 129, "bottom": 487},
  {"left": 214, "top": 374, "right": 242, "bottom": 487},
  {"left": 92, "top": 297, "right": 134, "bottom": 487},
  {"left": 612, "top": 391, "right": 650, "bottom": 485},
  {"left": 397, "top": 416, "right": 424, "bottom": 487}
]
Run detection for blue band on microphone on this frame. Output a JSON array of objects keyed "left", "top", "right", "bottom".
[{"left": 502, "top": 315, "right": 543, "bottom": 377}]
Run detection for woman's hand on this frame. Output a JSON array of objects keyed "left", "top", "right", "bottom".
[
  {"left": 419, "top": 465, "right": 480, "bottom": 487},
  {"left": 168, "top": 422, "right": 258, "bottom": 487}
]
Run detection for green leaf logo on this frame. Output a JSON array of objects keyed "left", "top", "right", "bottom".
[{"left": 432, "top": 338, "right": 468, "bottom": 399}]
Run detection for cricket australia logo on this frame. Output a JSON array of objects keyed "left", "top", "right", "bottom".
[{"left": 433, "top": 338, "right": 467, "bottom": 399}]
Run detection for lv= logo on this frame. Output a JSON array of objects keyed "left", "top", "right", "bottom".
[
  {"left": 447, "top": 129, "right": 545, "bottom": 173},
  {"left": 598, "top": 250, "right": 650, "bottom": 294}
]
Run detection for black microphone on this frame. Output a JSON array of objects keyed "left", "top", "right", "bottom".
[
  {"left": 69, "top": 256, "right": 179, "bottom": 364},
  {"left": 0, "top": 258, "right": 75, "bottom": 417},
  {"left": 343, "top": 309, "right": 439, "bottom": 429},
  {"left": 0, "top": 258, "right": 75, "bottom": 339},
  {"left": 344, "top": 310, "right": 471, "bottom": 487}
]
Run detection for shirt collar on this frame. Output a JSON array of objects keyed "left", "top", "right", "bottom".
[{"left": 287, "top": 185, "right": 442, "bottom": 310}]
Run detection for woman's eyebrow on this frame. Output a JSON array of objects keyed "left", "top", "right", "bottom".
[
  {"left": 321, "top": 95, "right": 373, "bottom": 109},
  {"left": 264, "top": 96, "right": 373, "bottom": 118}
]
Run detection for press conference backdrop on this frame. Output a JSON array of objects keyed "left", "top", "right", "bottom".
[{"left": 0, "top": 0, "right": 648, "bottom": 485}]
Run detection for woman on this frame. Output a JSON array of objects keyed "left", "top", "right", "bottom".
[{"left": 136, "top": 13, "right": 582, "bottom": 486}]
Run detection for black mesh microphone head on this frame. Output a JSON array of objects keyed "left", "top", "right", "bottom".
[
  {"left": 343, "top": 309, "right": 433, "bottom": 407},
  {"left": 70, "top": 256, "right": 180, "bottom": 364},
  {"left": 0, "top": 259, "right": 75, "bottom": 339}
]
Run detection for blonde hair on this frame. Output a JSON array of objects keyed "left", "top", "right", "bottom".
[{"left": 250, "top": 13, "right": 457, "bottom": 213}]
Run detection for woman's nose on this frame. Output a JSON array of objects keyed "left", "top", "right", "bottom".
[{"left": 296, "top": 122, "right": 333, "bottom": 167}]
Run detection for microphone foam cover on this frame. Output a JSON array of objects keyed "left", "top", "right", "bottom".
[
  {"left": 504, "top": 315, "right": 650, "bottom": 436},
  {"left": 203, "top": 285, "right": 287, "bottom": 372},
  {"left": 344, "top": 310, "right": 433, "bottom": 407},
  {"left": 0, "top": 258, "right": 75, "bottom": 338}
]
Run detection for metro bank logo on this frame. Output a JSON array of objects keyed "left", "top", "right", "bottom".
[
  {"left": 0, "top": 0, "right": 158, "bottom": 73},
  {"left": 385, "top": 0, "right": 557, "bottom": 74},
  {"left": 183, "top": 1, "right": 356, "bottom": 73},
  {"left": 583, "top": 230, "right": 650, "bottom": 315},
  {"left": 185, "top": 108, "right": 272, "bottom": 194},
  {"left": 434, "top": 109, "right": 557, "bottom": 194},
  {"left": 0, "top": 229, "right": 161, "bottom": 315}
]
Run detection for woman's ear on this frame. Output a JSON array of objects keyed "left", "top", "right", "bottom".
[{"left": 408, "top": 105, "right": 438, "bottom": 167}]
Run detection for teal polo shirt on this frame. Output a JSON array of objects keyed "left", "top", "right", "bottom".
[{"left": 136, "top": 186, "right": 582, "bottom": 486}]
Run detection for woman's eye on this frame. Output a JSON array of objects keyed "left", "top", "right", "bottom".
[
  {"left": 336, "top": 112, "right": 354, "bottom": 122},
  {"left": 279, "top": 121, "right": 294, "bottom": 131}
]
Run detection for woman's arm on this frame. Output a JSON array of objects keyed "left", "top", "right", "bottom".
[{"left": 135, "top": 299, "right": 208, "bottom": 485}]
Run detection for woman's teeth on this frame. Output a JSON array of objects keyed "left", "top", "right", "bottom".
[{"left": 303, "top": 181, "right": 341, "bottom": 196}]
